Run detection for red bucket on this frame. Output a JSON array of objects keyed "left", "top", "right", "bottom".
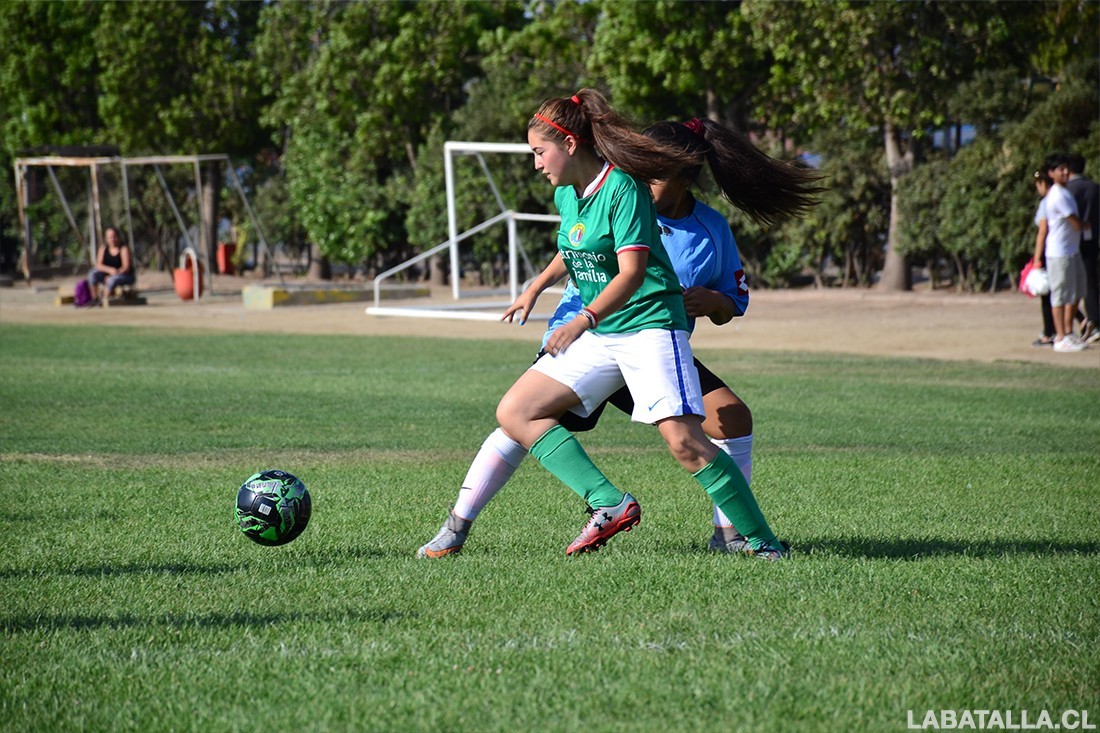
[
  {"left": 217, "top": 242, "right": 237, "bottom": 275},
  {"left": 173, "top": 258, "right": 204, "bottom": 300}
]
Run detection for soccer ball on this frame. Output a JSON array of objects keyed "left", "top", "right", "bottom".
[{"left": 235, "top": 469, "right": 312, "bottom": 546}]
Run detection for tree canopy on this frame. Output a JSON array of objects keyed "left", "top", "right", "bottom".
[{"left": 2, "top": 0, "right": 1096, "bottom": 292}]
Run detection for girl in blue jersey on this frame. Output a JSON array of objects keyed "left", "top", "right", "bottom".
[{"left": 423, "top": 92, "right": 821, "bottom": 559}]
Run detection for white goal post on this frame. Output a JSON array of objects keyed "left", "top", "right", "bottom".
[{"left": 366, "top": 141, "right": 560, "bottom": 321}]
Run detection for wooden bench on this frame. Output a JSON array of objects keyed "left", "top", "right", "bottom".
[
  {"left": 102, "top": 284, "right": 146, "bottom": 307},
  {"left": 55, "top": 283, "right": 147, "bottom": 307}
]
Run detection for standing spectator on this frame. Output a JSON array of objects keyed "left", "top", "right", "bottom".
[
  {"left": 1031, "top": 170, "right": 1056, "bottom": 348},
  {"left": 1065, "top": 153, "right": 1100, "bottom": 343},
  {"left": 1035, "top": 155, "right": 1087, "bottom": 352}
]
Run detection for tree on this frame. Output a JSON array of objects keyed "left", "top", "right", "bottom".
[
  {"left": 259, "top": 0, "right": 525, "bottom": 277},
  {"left": 95, "top": 1, "right": 268, "bottom": 156},
  {"left": 403, "top": 0, "right": 600, "bottom": 284},
  {"left": 745, "top": 0, "right": 1035, "bottom": 290},
  {"left": 0, "top": 3, "right": 102, "bottom": 150},
  {"left": 95, "top": 1, "right": 270, "bottom": 270},
  {"left": 590, "top": 0, "right": 767, "bottom": 130},
  {"left": 896, "top": 61, "right": 1100, "bottom": 293},
  {"left": 758, "top": 126, "right": 889, "bottom": 288},
  {"left": 0, "top": 2, "right": 104, "bottom": 272}
]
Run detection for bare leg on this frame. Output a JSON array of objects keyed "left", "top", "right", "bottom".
[
  {"left": 700, "top": 387, "right": 752, "bottom": 440},
  {"left": 495, "top": 370, "right": 584, "bottom": 447}
]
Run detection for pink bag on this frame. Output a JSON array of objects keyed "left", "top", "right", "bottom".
[{"left": 1019, "top": 261, "right": 1036, "bottom": 298}]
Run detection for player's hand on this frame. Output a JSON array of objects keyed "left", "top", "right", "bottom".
[
  {"left": 543, "top": 316, "right": 589, "bottom": 356},
  {"left": 682, "top": 286, "right": 716, "bottom": 318},
  {"left": 502, "top": 290, "right": 538, "bottom": 324}
]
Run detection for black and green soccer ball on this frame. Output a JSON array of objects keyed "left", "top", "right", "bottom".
[{"left": 235, "top": 470, "right": 312, "bottom": 546}]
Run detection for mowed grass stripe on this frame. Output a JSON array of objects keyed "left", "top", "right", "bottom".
[{"left": 1, "top": 323, "right": 1097, "bottom": 733}]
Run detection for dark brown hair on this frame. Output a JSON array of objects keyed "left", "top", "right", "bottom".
[
  {"left": 643, "top": 119, "right": 825, "bottom": 227},
  {"left": 528, "top": 88, "right": 702, "bottom": 184}
]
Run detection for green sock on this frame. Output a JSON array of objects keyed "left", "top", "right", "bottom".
[
  {"left": 694, "top": 450, "right": 777, "bottom": 551},
  {"left": 529, "top": 424, "right": 624, "bottom": 508}
]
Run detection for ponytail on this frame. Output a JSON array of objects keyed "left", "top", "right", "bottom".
[{"left": 644, "top": 118, "right": 825, "bottom": 227}]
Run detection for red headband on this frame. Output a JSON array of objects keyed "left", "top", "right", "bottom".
[
  {"left": 534, "top": 113, "right": 587, "bottom": 143},
  {"left": 683, "top": 118, "right": 705, "bottom": 139}
]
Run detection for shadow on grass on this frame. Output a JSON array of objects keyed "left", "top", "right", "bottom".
[
  {"left": 0, "top": 546, "right": 387, "bottom": 581},
  {"left": 796, "top": 536, "right": 1100, "bottom": 559},
  {"left": 0, "top": 562, "right": 243, "bottom": 581},
  {"left": 3, "top": 510, "right": 122, "bottom": 523},
  {"left": 1, "top": 608, "right": 415, "bottom": 633}
]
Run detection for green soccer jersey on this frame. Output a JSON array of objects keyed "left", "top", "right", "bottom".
[{"left": 553, "top": 166, "right": 688, "bottom": 334}]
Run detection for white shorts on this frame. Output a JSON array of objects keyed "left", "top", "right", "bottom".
[{"left": 529, "top": 329, "right": 704, "bottom": 424}]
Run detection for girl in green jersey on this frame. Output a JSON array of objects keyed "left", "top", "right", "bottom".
[{"left": 494, "top": 89, "right": 791, "bottom": 558}]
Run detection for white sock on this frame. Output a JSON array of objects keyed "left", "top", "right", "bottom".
[
  {"left": 453, "top": 428, "right": 528, "bottom": 521},
  {"left": 711, "top": 435, "right": 753, "bottom": 528}
]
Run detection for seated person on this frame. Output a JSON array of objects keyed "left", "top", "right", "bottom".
[{"left": 86, "top": 227, "right": 135, "bottom": 300}]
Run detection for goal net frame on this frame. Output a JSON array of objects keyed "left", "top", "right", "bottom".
[{"left": 366, "top": 141, "right": 560, "bottom": 321}]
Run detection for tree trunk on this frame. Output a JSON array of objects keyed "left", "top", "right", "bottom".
[
  {"left": 429, "top": 253, "right": 446, "bottom": 286},
  {"left": 878, "top": 121, "right": 912, "bottom": 291},
  {"left": 202, "top": 163, "right": 220, "bottom": 275},
  {"left": 705, "top": 88, "right": 719, "bottom": 123},
  {"left": 308, "top": 242, "right": 331, "bottom": 280}
]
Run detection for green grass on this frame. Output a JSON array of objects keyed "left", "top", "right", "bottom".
[{"left": 1, "top": 323, "right": 1098, "bottom": 733}]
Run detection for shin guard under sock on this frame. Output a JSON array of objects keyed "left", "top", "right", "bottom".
[
  {"left": 454, "top": 428, "right": 527, "bottom": 520},
  {"left": 693, "top": 449, "right": 776, "bottom": 550},
  {"left": 711, "top": 435, "right": 752, "bottom": 530},
  {"left": 529, "top": 424, "right": 623, "bottom": 508}
]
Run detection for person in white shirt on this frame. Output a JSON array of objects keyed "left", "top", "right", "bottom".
[
  {"left": 1035, "top": 155, "right": 1088, "bottom": 352},
  {"left": 1030, "top": 171, "right": 1056, "bottom": 348}
]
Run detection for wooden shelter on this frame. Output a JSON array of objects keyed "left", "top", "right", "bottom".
[{"left": 12, "top": 151, "right": 277, "bottom": 293}]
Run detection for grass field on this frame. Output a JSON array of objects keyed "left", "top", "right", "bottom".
[{"left": 1, "top": 323, "right": 1097, "bottom": 733}]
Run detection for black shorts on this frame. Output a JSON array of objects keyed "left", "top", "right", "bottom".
[{"left": 532, "top": 350, "right": 728, "bottom": 433}]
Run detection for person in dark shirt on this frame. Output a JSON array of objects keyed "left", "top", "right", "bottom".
[
  {"left": 87, "top": 226, "right": 135, "bottom": 302},
  {"left": 1065, "top": 153, "right": 1100, "bottom": 342}
]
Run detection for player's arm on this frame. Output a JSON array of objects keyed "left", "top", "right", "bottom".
[
  {"left": 573, "top": 181, "right": 654, "bottom": 323},
  {"left": 683, "top": 218, "right": 745, "bottom": 326},
  {"left": 544, "top": 180, "right": 653, "bottom": 353},
  {"left": 1034, "top": 218, "right": 1048, "bottom": 266},
  {"left": 586, "top": 248, "right": 647, "bottom": 320},
  {"left": 503, "top": 252, "right": 567, "bottom": 324}
]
